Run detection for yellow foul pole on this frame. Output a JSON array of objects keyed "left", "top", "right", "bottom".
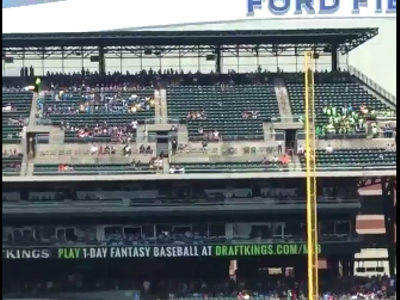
[{"left": 304, "top": 51, "right": 319, "bottom": 300}]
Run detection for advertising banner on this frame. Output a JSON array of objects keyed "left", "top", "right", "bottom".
[{"left": 3, "top": 243, "right": 325, "bottom": 259}]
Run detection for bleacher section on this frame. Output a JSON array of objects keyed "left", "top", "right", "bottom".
[
  {"left": 33, "top": 162, "right": 155, "bottom": 175},
  {"left": 2, "top": 154, "right": 24, "bottom": 176},
  {"left": 299, "top": 148, "right": 397, "bottom": 171},
  {"left": 2, "top": 91, "right": 31, "bottom": 176},
  {"left": 2, "top": 92, "right": 31, "bottom": 143},
  {"left": 1, "top": 71, "right": 397, "bottom": 177},
  {"left": 171, "top": 161, "right": 288, "bottom": 173},
  {"left": 167, "top": 76, "right": 278, "bottom": 141},
  {"left": 40, "top": 89, "right": 155, "bottom": 143},
  {"left": 285, "top": 72, "right": 392, "bottom": 128}
]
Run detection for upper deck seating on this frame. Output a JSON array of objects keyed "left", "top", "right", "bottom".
[
  {"left": 167, "top": 74, "right": 278, "bottom": 141},
  {"left": 285, "top": 72, "right": 394, "bottom": 137},
  {"left": 2, "top": 91, "right": 31, "bottom": 143},
  {"left": 40, "top": 88, "right": 155, "bottom": 143},
  {"left": 299, "top": 148, "right": 396, "bottom": 171}
]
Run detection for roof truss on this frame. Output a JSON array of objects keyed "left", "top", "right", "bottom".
[{"left": 2, "top": 28, "right": 379, "bottom": 55}]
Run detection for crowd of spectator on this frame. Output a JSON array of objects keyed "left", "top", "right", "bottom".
[
  {"left": 314, "top": 105, "right": 396, "bottom": 139},
  {"left": 2, "top": 264, "right": 396, "bottom": 300},
  {"left": 316, "top": 105, "right": 366, "bottom": 137},
  {"left": 44, "top": 90, "right": 155, "bottom": 114}
]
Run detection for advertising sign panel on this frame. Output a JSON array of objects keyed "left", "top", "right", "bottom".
[{"left": 2, "top": 242, "right": 362, "bottom": 259}]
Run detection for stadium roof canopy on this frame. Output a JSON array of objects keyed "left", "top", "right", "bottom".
[{"left": 2, "top": 28, "right": 378, "bottom": 54}]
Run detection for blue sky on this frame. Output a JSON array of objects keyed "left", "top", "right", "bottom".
[{"left": 3, "top": 0, "right": 66, "bottom": 8}]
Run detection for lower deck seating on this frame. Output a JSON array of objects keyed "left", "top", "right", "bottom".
[
  {"left": 299, "top": 148, "right": 396, "bottom": 171},
  {"left": 2, "top": 92, "right": 32, "bottom": 143},
  {"left": 171, "top": 162, "right": 289, "bottom": 173},
  {"left": 33, "top": 163, "right": 156, "bottom": 175},
  {"left": 2, "top": 155, "right": 23, "bottom": 176}
]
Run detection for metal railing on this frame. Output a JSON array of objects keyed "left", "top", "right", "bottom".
[
  {"left": 3, "top": 197, "right": 360, "bottom": 207},
  {"left": 269, "top": 116, "right": 303, "bottom": 123},
  {"left": 144, "top": 117, "right": 180, "bottom": 124},
  {"left": 348, "top": 65, "right": 397, "bottom": 106},
  {"left": 296, "top": 130, "right": 394, "bottom": 140}
]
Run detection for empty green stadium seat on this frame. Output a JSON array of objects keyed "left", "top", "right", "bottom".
[
  {"left": 2, "top": 155, "right": 23, "bottom": 176},
  {"left": 167, "top": 84, "right": 279, "bottom": 141},
  {"left": 2, "top": 92, "right": 32, "bottom": 143},
  {"left": 299, "top": 148, "right": 396, "bottom": 171},
  {"left": 33, "top": 163, "right": 156, "bottom": 175},
  {"left": 173, "top": 162, "right": 288, "bottom": 173}
]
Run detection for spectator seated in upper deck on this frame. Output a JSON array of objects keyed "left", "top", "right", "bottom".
[
  {"left": 2, "top": 149, "right": 23, "bottom": 176},
  {"left": 2, "top": 89, "right": 31, "bottom": 144},
  {"left": 166, "top": 70, "right": 280, "bottom": 141},
  {"left": 39, "top": 78, "right": 156, "bottom": 144},
  {"left": 284, "top": 71, "right": 395, "bottom": 139}
]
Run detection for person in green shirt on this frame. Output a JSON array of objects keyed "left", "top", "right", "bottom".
[
  {"left": 326, "top": 106, "right": 331, "bottom": 116},
  {"left": 315, "top": 126, "right": 321, "bottom": 138},
  {"left": 332, "top": 106, "right": 337, "bottom": 117},
  {"left": 34, "top": 77, "right": 41, "bottom": 93}
]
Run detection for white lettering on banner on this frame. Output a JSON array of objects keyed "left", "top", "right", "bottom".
[
  {"left": 247, "top": 0, "right": 396, "bottom": 16},
  {"left": 2, "top": 249, "right": 50, "bottom": 259},
  {"left": 153, "top": 246, "right": 212, "bottom": 257},
  {"left": 82, "top": 247, "right": 108, "bottom": 259},
  {"left": 80, "top": 246, "right": 213, "bottom": 258},
  {"left": 110, "top": 246, "right": 151, "bottom": 258}
]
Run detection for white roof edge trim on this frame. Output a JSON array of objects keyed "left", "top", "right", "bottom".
[{"left": 3, "top": 0, "right": 396, "bottom": 33}]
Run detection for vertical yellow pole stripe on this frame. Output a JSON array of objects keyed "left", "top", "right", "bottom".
[{"left": 304, "top": 51, "right": 319, "bottom": 300}]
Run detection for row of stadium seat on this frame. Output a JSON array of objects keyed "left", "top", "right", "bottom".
[
  {"left": 2, "top": 92, "right": 31, "bottom": 144},
  {"left": 40, "top": 89, "right": 155, "bottom": 143},
  {"left": 167, "top": 84, "right": 278, "bottom": 140},
  {"left": 28, "top": 148, "right": 394, "bottom": 175},
  {"left": 2, "top": 71, "right": 396, "bottom": 176},
  {"left": 4, "top": 73, "right": 392, "bottom": 144}
]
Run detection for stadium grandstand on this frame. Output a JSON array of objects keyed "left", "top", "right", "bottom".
[{"left": 2, "top": 28, "right": 396, "bottom": 300}]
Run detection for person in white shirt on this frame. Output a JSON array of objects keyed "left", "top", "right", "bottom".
[
  {"left": 297, "top": 145, "right": 304, "bottom": 154},
  {"left": 90, "top": 144, "right": 98, "bottom": 154},
  {"left": 143, "top": 281, "right": 150, "bottom": 294},
  {"left": 123, "top": 145, "right": 131, "bottom": 156},
  {"left": 169, "top": 166, "right": 185, "bottom": 174},
  {"left": 155, "top": 159, "right": 163, "bottom": 169},
  {"left": 326, "top": 144, "right": 333, "bottom": 153},
  {"left": 2, "top": 104, "right": 12, "bottom": 112},
  {"left": 213, "top": 130, "right": 219, "bottom": 139}
]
